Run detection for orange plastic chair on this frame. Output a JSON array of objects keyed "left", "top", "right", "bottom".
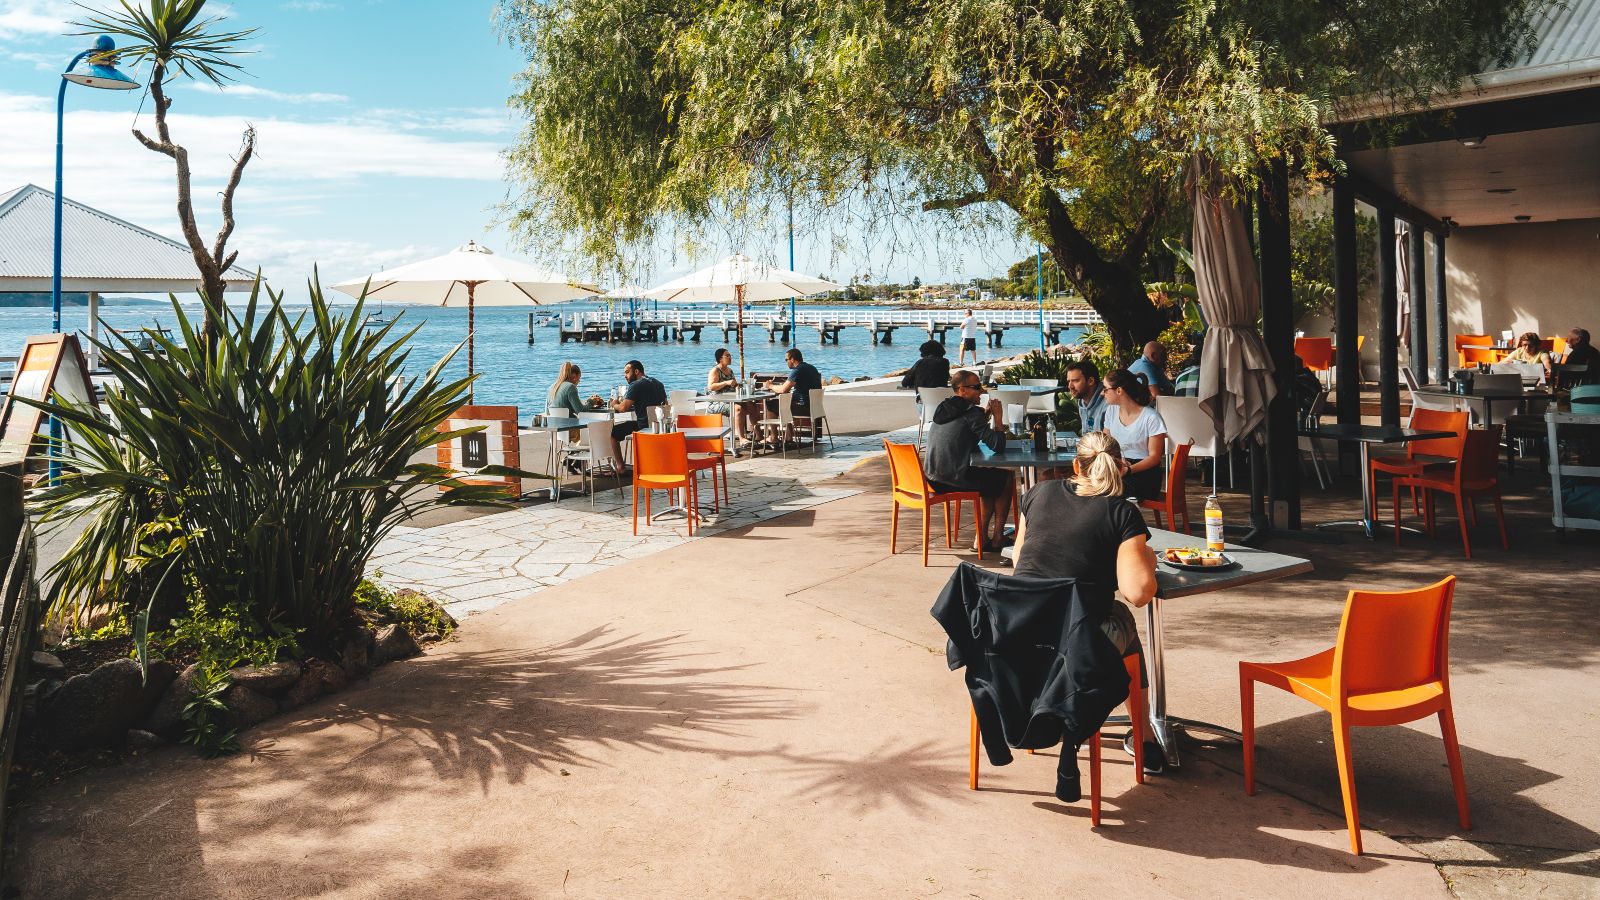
[
  {"left": 1294, "top": 337, "right": 1334, "bottom": 372},
  {"left": 1240, "top": 576, "right": 1469, "bottom": 855},
  {"left": 1455, "top": 334, "right": 1494, "bottom": 366},
  {"left": 1392, "top": 426, "right": 1507, "bottom": 559},
  {"left": 677, "top": 413, "right": 730, "bottom": 510},
  {"left": 883, "top": 440, "right": 985, "bottom": 565},
  {"left": 1368, "top": 409, "right": 1468, "bottom": 520},
  {"left": 971, "top": 653, "right": 1146, "bottom": 827},
  {"left": 1461, "top": 346, "right": 1505, "bottom": 365},
  {"left": 632, "top": 431, "right": 700, "bottom": 536},
  {"left": 1548, "top": 336, "right": 1568, "bottom": 357},
  {"left": 1138, "top": 441, "right": 1193, "bottom": 533}
]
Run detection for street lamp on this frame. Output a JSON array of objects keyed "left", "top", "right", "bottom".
[{"left": 53, "top": 35, "right": 140, "bottom": 333}]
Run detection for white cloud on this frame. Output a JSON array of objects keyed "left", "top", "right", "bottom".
[
  {"left": 280, "top": 1, "right": 340, "bottom": 10},
  {"left": 0, "top": 1, "right": 74, "bottom": 39},
  {"left": 184, "top": 82, "right": 349, "bottom": 104}
]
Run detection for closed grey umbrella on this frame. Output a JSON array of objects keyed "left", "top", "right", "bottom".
[{"left": 1192, "top": 180, "right": 1278, "bottom": 446}]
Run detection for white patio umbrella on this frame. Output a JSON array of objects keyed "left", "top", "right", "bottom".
[
  {"left": 332, "top": 240, "right": 602, "bottom": 396},
  {"left": 643, "top": 253, "right": 842, "bottom": 379}
]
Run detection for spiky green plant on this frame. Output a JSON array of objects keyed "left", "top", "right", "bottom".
[{"left": 29, "top": 276, "right": 523, "bottom": 654}]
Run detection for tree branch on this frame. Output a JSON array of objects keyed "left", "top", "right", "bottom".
[
  {"left": 920, "top": 191, "right": 992, "bottom": 212},
  {"left": 211, "top": 125, "right": 256, "bottom": 264}
]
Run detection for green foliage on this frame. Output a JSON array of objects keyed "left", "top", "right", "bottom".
[
  {"left": 497, "top": 0, "right": 1536, "bottom": 351},
  {"left": 1291, "top": 192, "right": 1379, "bottom": 327},
  {"left": 150, "top": 595, "right": 300, "bottom": 673},
  {"left": 181, "top": 665, "right": 237, "bottom": 758},
  {"left": 355, "top": 578, "right": 455, "bottom": 640},
  {"left": 73, "top": 0, "right": 256, "bottom": 87},
  {"left": 27, "top": 277, "right": 519, "bottom": 656}
]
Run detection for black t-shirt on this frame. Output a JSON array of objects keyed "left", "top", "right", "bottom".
[
  {"left": 1013, "top": 482, "right": 1151, "bottom": 599},
  {"left": 624, "top": 375, "right": 667, "bottom": 423},
  {"left": 786, "top": 362, "right": 822, "bottom": 410},
  {"left": 1566, "top": 343, "right": 1600, "bottom": 383}
]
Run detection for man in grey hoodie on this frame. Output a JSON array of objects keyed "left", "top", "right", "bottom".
[{"left": 924, "top": 369, "right": 1014, "bottom": 551}]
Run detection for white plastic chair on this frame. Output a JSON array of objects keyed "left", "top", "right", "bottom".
[
  {"left": 669, "top": 389, "right": 700, "bottom": 417},
  {"left": 1155, "top": 395, "right": 1227, "bottom": 487},
  {"left": 916, "top": 387, "right": 955, "bottom": 447},
  {"left": 646, "top": 404, "right": 670, "bottom": 432},
  {"left": 1296, "top": 390, "right": 1333, "bottom": 489},
  {"left": 757, "top": 391, "right": 795, "bottom": 456},
  {"left": 1403, "top": 366, "right": 1463, "bottom": 415},
  {"left": 991, "top": 386, "right": 1031, "bottom": 420},
  {"left": 797, "top": 387, "right": 834, "bottom": 450},
  {"left": 1473, "top": 373, "right": 1523, "bottom": 426},
  {"left": 558, "top": 420, "right": 625, "bottom": 505},
  {"left": 1019, "top": 378, "right": 1057, "bottom": 416},
  {"left": 1492, "top": 360, "right": 1544, "bottom": 386}
]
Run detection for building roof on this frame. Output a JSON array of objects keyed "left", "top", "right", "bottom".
[{"left": 0, "top": 184, "right": 258, "bottom": 294}]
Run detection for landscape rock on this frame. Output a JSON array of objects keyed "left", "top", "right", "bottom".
[
  {"left": 29, "top": 651, "right": 65, "bottom": 680},
  {"left": 137, "top": 660, "right": 178, "bottom": 721},
  {"left": 280, "top": 659, "right": 347, "bottom": 710},
  {"left": 417, "top": 632, "right": 441, "bottom": 644},
  {"left": 372, "top": 625, "right": 421, "bottom": 664},
  {"left": 340, "top": 628, "right": 375, "bottom": 679},
  {"left": 221, "top": 685, "right": 278, "bottom": 730},
  {"left": 126, "top": 729, "right": 165, "bottom": 751},
  {"left": 228, "top": 661, "right": 301, "bottom": 695},
  {"left": 144, "top": 664, "right": 200, "bottom": 738},
  {"left": 37, "top": 658, "right": 145, "bottom": 750}
]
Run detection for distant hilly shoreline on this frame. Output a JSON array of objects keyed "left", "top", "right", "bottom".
[{"left": 0, "top": 294, "right": 169, "bottom": 308}]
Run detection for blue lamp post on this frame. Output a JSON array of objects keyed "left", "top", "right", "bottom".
[
  {"left": 53, "top": 35, "right": 141, "bottom": 333},
  {"left": 49, "top": 36, "right": 138, "bottom": 483}
]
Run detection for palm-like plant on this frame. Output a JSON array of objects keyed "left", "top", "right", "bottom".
[
  {"left": 31, "top": 277, "right": 524, "bottom": 654},
  {"left": 72, "top": 0, "right": 258, "bottom": 336}
]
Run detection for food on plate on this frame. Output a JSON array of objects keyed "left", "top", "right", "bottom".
[{"left": 1163, "top": 547, "right": 1228, "bottom": 567}]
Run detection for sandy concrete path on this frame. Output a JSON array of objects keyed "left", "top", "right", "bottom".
[{"left": 11, "top": 458, "right": 1596, "bottom": 898}]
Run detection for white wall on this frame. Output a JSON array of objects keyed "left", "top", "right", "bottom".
[{"left": 1445, "top": 218, "right": 1600, "bottom": 341}]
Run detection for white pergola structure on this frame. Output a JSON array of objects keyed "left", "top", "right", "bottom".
[{"left": 0, "top": 184, "right": 258, "bottom": 366}]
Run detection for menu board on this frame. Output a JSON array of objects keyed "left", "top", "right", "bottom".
[{"left": 0, "top": 334, "right": 96, "bottom": 460}]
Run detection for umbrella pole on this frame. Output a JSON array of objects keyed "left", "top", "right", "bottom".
[
  {"left": 467, "top": 281, "right": 477, "bottom": 402},
  {"left": 736, "top": 284, "right": 746, "bottom": 382}
]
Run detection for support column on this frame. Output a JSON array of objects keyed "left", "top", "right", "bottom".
[
  {"left": 1257, "top": 159, "right": 1300, "bottom": 529},
  {"left": 87, "top": 291, "right": 100, "bottom": 370},
  {"left": 1377, "top": 207, "right": 1401, "bottom": 426},
  {"left": 1332, "top": 179, "right": 1361, "bottom": 471},
  {"left": 1408, "top": 226, "right": 1428, "bottom": 384},
  {"left": 1433, "top": 230, "right": 1450, "bottom": 384}
]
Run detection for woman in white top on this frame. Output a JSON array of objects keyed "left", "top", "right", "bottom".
[{"left": 1101, "top": 368, "right": 1168, "bottom": 500}]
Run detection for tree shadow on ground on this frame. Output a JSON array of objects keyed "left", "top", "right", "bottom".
[{"left": 1195, "top": 711, "right": 1600, "bottom": 877}]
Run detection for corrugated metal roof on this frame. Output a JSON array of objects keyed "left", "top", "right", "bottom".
[
  {"left": 0, "top": 184, "right": 256, "bottom": 292},
  {"left": 1502, "top": 0, "right": 1600, "bottom": 71}
]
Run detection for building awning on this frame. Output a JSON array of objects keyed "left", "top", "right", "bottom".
[{"left": 0, "top": 184, "right": 258, "bottom": 294}]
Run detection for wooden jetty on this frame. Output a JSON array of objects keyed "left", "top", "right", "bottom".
[{"left": 550, "top": 307, "right": 1101, "bottom": 346}]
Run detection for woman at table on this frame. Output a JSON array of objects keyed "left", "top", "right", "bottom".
[
  {"left": 1506, "top": 332, "right": 1551, "bottom": 373},
  {"left": 707, "top": 347, "right": 758, "bottom": 449},
  {"left": 546, "top": 361, "right": 583, "bottom": 417},
  {"left": 1012, "top": 430, "right": 1157, "bottom": 659},
  {"left": 1102, "top": 369, "right": 1168, "bottom": 501}
]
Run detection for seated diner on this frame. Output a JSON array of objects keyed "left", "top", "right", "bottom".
[
  {"left": 923, "top": 368, "right": 1015, "bottom": 551},
  {"left": 1102, "top": 368, "right": 1168, "bottom": 501}
]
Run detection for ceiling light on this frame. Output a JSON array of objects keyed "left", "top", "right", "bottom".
[
  {"left": 1515, "top": 215, "right": 1532, "bottom": 222},
  {"left": 1486, "top": 187, "right": 1517, "bottom": 194},
  {"left": 1458, "top": 136, "right": 1488, "bottom": 148}
]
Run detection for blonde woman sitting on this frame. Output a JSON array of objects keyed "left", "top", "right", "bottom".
[{"left": 1011, "top": 431, "right": 1157, "bottom": 658}]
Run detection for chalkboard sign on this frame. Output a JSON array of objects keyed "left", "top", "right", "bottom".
[{"left": 0, "top": 334, "right": 96, "bottom": 461}]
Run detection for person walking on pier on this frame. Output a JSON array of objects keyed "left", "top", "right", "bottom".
[{"left": 959, "top": 309, "right": 981, "bottom": 366}]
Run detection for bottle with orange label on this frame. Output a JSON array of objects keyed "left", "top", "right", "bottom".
[{"left": 1205, "top": 494, "right": 1225, "bottom": 552}]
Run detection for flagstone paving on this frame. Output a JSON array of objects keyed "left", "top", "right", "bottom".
[{"left": 367, "top": 428, "right": 916, "bottom": 617}]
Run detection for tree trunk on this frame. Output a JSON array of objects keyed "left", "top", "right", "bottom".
[{"left": 1074, "top": 264, "right": 1170, "bottom": 362}]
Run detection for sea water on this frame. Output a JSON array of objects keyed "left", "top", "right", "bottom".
[{"left": 1, "top": 300, "right": 1080, "bottom": 412}]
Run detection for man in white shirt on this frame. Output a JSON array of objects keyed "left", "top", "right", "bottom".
[{"left": 958, "top": 310, "right": 980, "bottom": 365}]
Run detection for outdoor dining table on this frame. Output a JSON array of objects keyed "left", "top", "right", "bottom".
[
  {"left": 1125, "top": 529, "right": 1314, "bottom": 768},
  {"left": 1413, "top": 384, "right": 1550, "bottom": 429},
  {"left": 522, "top": 414, "right": 592, "bottom": 501},
  {"left": 1296, "top": 423, "right": 1454, "bottom": 538},
  {"left": 694, "top": 390, "right": 776, "bottom": 456},
  {"left": 970, "top": 437, "right": 1080, "bottom": 492}
]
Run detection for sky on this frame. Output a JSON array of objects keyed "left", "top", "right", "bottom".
[{"left": 0, "top": 0, "right": 1036, "bottom": 295}]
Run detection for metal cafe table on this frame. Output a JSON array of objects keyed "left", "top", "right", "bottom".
[
  {"left": 1296, "top": 423, "right": 1454, "bottom": 539},
  {"left": 1413, "top": 384, "right": 1551, "bottom": 429},
  {"left": 1128, "top": 529, "right": 1314, "bottom": 767},
  {"left": 969, "top": 437, "right": 1080, "bottom": 491},
  {"left": 693, "top": 390, "right": 776, "bottom": 456}
]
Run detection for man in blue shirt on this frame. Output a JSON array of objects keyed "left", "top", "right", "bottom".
[
  {"left": 611, "top": 359, "right": 667, "bottom": 447},
  {"left": 1066, "top": 359, "right": 1106, "bottom": 432},
  {"left": 1128, "top": 341, "right": 1174, "bottom": 395},
  {"left": 769, "top": 348, "right": 823, "bottom": 445}
]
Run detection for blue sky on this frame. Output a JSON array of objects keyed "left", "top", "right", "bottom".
[{"left": 0, "top": 1, "right": 1034, "bottom": 293}]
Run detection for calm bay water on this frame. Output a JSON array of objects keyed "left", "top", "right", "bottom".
[{"left": 3, "top": 301, "right": 1079, "bottom": 411}]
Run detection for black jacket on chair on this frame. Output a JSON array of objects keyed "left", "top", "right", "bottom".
[{"left": 931, "top": 562, "right": 1130, "bottom": 799}]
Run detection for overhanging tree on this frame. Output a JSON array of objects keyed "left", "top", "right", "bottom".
[
  {"left": 74, "top": 0, "right": 257, "bottom": 337},
  {"left": 498, "top": 0, "right": 1534, "bottom": 356}
]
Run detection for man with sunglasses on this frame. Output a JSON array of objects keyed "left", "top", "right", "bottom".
[{"left": 923, "top": 369, "right": 1015, "bottom": 552}]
